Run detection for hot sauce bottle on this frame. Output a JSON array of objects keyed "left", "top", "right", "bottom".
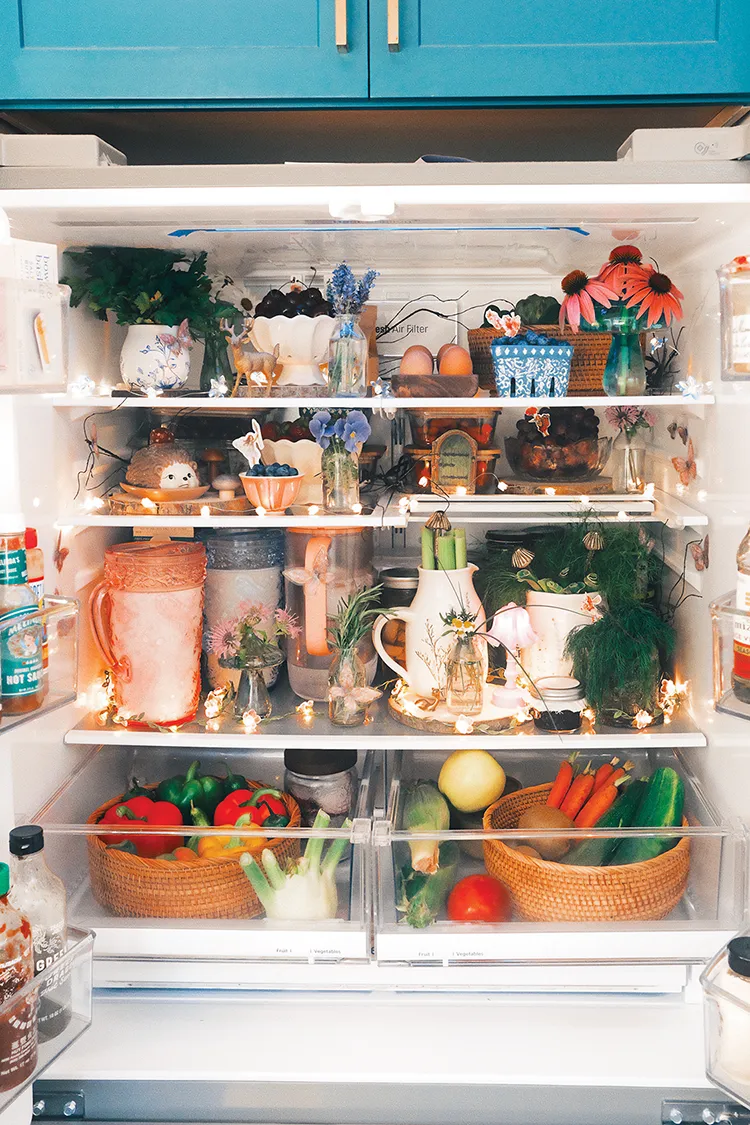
[
  {"left": 0, "top": 528, "right": 44, "bottom": 717},
  {"left": 733, "top": 523, "right": 750, "bottom": 703},
  {"left": 0, "top": 862, "right": 37, "bottom": 1092}
]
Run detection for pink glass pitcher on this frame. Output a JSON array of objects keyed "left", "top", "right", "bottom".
[{"left": 89, "top": 541, "right": 206, "bottom": 727}]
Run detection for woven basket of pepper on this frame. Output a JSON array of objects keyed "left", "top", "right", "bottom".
[
  {"left": 482, "top": 784, "right": 690, "bottom": 923},
  {"left": 468, "top": 325, "right": 612, "bottom": 395},
  {"left": 87, "top": 783, "right": 301, "bottom": 919}
]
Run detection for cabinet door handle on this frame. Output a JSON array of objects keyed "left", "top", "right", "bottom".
[
  {"left": 387, "top": 0, "right": 400, "bottom": 51},
  {"left": 335, "top": 0, "right": 348, "bottom": 52}
]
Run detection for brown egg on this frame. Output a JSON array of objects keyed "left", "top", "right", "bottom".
[
  {"left": 438, "top": 345, "right": 473, "bottom": 376},
  {"left": 400, "top": 345, "right": 434, "bottom": 376},
  {"left": 436, "top": 342, "right": 456, "bottom": 368}
]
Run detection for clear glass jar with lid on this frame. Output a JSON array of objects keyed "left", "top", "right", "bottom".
[
  {"left": 283, "top": 749, "right": 358, "bottom": 827},
  {"left": 528, "top": 675, "right": 586, "bottom": 733},
  {"left": 702, "top": 934, "right": 750, "bottom": 1103}
]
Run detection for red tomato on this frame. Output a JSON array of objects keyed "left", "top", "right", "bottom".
[{"left": 447, "top": 875, "right": 512, "bottom": 923}]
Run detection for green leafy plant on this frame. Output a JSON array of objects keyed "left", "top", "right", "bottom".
[
  {"left": 514, "top": 294, "right": 561, "bottom": 325},
  {"left": 564, "top": 601, "right": 675, "bottom": 722},
  {"left": 62, "top": 246, "right": 237, "bottom": 338},
  {"left": 328, "top": 585, "right": 383, "bottom": 656}
]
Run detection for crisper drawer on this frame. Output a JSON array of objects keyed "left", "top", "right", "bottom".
[
  {"left": 374, "top": 748, "right": 746, "bottom": 967},
  {"left": 35, "top": 747, "right": 373, "bottom": 981}
]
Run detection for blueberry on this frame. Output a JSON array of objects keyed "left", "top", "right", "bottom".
[{"left": 290, "top": 467, "right": 298, "bottom": 476}]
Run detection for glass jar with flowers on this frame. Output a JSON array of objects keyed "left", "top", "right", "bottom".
[
  {"left": 310, "top": 408, "right": 371, "bottom": 513},
  {"left": 325, "top": 263, "right": 378, "bottom": 397},
  {"left": 327, "top": 585, "right": 383, "bottom": 726},
  {"left": 605, "top": 405, "right": 655, "bottom": 493},
  {"left": 440, "top": 608, "right": 490, "bottom": 717},
  {"left": 207, "top": 602, "right": 300, "bottom": 720},
  {"left": 559, "top": 245, "right": 684, "bottom": 397}
]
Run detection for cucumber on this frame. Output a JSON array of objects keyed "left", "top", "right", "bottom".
[
  {"left": 607, "top": 767, "right": 684, "bottom": 866},
  {"left": 560, "top": 780, "right": 646, "bottom": 867}
]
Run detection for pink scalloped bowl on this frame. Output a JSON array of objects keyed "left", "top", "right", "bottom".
[{"left": 239, "top": 472, "right": 304, "bottom": 514}]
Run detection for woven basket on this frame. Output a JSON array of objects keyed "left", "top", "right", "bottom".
[
  {"left": 468, "top": 325, "right": 612, "bottom": 396},
  {"left": 482, "top": 783, "right": 690, "bottom": 923},
  {"left": 87, "top": 784, "right": 301, "bottom": 919}
]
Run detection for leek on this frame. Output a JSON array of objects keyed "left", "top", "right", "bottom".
[
  {"left": 401, "top": 781, "right": 450, "bottom": 875},
  {"left": 240, "top": 809, "right": 352, "bottom": 921}
]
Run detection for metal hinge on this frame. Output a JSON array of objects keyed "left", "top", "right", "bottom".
[
  {"left": 663, "top": 1101, "right": 750, "bottom": 1125},
  {"left": 33, "top": 1091, "right": 84, "bottom": 1119}
]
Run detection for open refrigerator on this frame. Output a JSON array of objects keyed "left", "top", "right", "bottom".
[{"left": 0, "top": 153, "right": 749, "bottom": 1124}]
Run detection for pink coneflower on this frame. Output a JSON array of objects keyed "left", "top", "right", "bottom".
[
  {"left": 559, "top": 270, "right": 618, "bottom": 332},
  {"left": 274, "top": 607, "right": 301, "bottom": 638},
  {"left": 207, "top": 617, "right": 240, "bottom": 659},
  {"left": 596, "top": 245, "right": 647, "bottom": 296},
  {"left": 624, "top": 265, "right": 684, "bottom": 327}
]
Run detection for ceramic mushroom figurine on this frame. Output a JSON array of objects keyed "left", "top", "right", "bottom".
[
  {"left": 212, "top": 474, "right": 242, "bottom": 501},
  {"left": 126, "top": 444, "right": 201, "bottom": 491},
  {"left": 200, "top": 448, "right": 225, "bottom": 485}
]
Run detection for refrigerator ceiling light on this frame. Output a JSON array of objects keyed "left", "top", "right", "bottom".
[
  {"left": 328, "top": 192, "right": 396, "bottom": 221},
  {"left": 1, "top": 183, "right": 750, "bottom": 210}
]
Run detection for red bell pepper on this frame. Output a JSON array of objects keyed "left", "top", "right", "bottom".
[
  {"left": 212, "top": 787, "right": 289, "bottom": 829},
  {"left": 100, "top": 795, "right": 184, "bottom": 858}
]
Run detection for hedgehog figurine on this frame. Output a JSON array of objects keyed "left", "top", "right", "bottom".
[{"left": 126, "top": 444, "right": 200, "bottom": 490}]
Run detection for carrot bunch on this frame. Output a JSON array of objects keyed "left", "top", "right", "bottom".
[{"left": 547, "top": 754, "right": 633, "bottom": 827}]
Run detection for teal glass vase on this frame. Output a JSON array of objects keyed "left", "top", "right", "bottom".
[{"left": 598, "top": 307, "right": 647, "bottom": 397}]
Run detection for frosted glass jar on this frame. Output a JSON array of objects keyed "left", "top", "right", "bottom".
[
  {"left": 702, "top": 935, "right": 750, "bottom": 1104},
  {"left": 201, "top": 529, "right": 284, "bottom": 691},
  {"left": 89, "top": 541, "right": 206, "bottom": 727},
  {"left": 284, "top": 527, "right": 375, "bottom": 701}
]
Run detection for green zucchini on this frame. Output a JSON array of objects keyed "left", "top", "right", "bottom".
[
  {"left": 560, "top": 780, "right": 647, "bottom": 867},
  {"left": 607, "top": 767, "right": 684, "bottom": 866},
  {"left": 396, "top": 842, "right": 460, "bottom": 929}
]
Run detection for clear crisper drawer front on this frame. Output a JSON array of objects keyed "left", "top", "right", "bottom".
[
  {"left": 374, "top": 748, "right": 746, "bottom": 966},
  {"left": 0, "top": 928, "right": 92, "bottom": 1113},
  {"left": 36, "top": 748, "right": 373, "bottom": 973}
]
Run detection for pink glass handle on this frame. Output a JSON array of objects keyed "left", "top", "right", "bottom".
[
  {"left": 372, "top": 609, "right": 413, "bottom": 684},
  {"left": 89, "top": 582, "right": 131, "bottom": 681}
]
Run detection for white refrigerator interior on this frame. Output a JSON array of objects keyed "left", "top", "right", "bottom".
[{"left": 0, "top": 156, "right": 748, "bottom": 1123}]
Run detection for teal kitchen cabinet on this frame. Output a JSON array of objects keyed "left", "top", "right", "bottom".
[
  {"left": 370, "top": 0, "right": 750, "bottom": 101},
  {"left": 0, "top": 0, "right": 368, "bottom": 105}
]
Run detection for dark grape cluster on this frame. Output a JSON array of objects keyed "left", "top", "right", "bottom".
[
  {"left": 515, "top": 407, "right": 601, "bottom": 478},
  {"left": 516, "top": 407, "right": 599, "bottom": 446},
  {"left": 246, "top": 462, "right": 299, "bottom": 477},
  {"left": 254, "top": 286, "right": 333, "bottom": 319}
]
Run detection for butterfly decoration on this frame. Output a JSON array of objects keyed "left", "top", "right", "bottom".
[
  {"left": 208, "top": 375, "right": 228, "bottom": 398},
  {"left": 525, "top": 406, "right": 551, "bottom": 436},
  {"left": 671, "top": 438, "right": 697, "bottom": 487},
  {"left": 283, "top": 546, "right": 333, "bottom": 595},
  {"left": 328, "top": 664, "right": 382, "bottom": 718},
  {"left": 690, "top": 535, "right": 710, "bottom": 572},
  {"left": 667, "top": 422, "right": 689, "bottom": 445},
  {"left": 53, "top": 531, "right": 69, "bottom": 574},
  {"left": 157, "top": 319, "right": 192, "bottom": 355}
]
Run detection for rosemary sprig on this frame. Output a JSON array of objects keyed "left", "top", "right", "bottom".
[{"left": 328, "top": 585, "right": 383, "bottom": 654}]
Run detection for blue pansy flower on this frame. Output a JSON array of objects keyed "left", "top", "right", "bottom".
[
  {"left": 310, "top": 410, "right": 338, "bottom": 449},
  {"left": 336, "top": 410, "right": 372, "bottom": 453}
]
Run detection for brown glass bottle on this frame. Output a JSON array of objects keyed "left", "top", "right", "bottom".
[
  {"left": 733, "top": 524, "right": 750, "bottom": 703},
  {"left": 0, "top": 531, "right": 44, "bottom": 716}
]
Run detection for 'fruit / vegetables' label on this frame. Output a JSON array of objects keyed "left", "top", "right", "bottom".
[{"left": 0, "top": 609, "right": 42, "bottom": 697}]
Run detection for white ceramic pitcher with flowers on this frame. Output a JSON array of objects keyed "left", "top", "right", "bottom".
[{"left": 373, "top": 565, "right": 485, "bottom": 698}]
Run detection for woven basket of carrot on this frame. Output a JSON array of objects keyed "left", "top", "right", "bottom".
[{"left": 482, "top": 756, "right": 690, "bottom": 923}]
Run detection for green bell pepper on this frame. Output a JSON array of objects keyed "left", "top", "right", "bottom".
[
  {"left": 222, "top": 763, "right": 250, "bottom": 796},
  {"left": 157, "top": 760, "right": 224, "bottom": 821}
]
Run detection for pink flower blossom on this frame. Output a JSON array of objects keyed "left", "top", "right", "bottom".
[
  {"left": 559, "top": 270, "right": 618, "bottom": 333},
  {"left": 274, "top": 607, "right": 301, "bottom": 638},
  {"left": 486, "top": 602, "right": 537, "bottom": 650},
  {"left": 207, "top": 617, "right": 240, "bottom": 659},
  {"left": 236, "top": 601, "right": 265, "bottom": 627}
]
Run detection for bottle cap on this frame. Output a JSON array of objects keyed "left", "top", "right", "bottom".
[
  {"left": 9, "top": 825, "right": 44, "bottom": 857},
  {"left": 24, "top": 528, "right": 38, "bottom": 550},
  {"left": 728, "top": 936, "right": 750, "bottom": 978},
  {"left": 284, "top": 749, "right": 357, "bottom": 777},
  {"left": 0, "top": 863, "right": 10, "bottom": 896}
]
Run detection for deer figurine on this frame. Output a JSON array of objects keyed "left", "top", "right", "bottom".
[{"left": 222, "top": 318, "right": 279, "bottom": 397}]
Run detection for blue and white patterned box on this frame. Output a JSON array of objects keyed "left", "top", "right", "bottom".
[{"left": 490, "top": 332, "right": 574, "bottom": 397}]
